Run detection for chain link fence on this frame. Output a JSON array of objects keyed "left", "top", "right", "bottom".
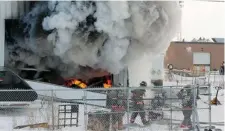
[
  {"left": 0, "top": 84, "right": 218, "bottom": 131},
  {"left": 84, "top": 86, "right": 212, "bottom": 131},
  {"left": 164, "top": 70, "right": 224, "bottom": 87}
]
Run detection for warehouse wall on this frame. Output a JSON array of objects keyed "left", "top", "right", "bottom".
[
  {"left": 165, "top": 42, "right": 224, "bottom": 70},
  {"left": 0, "top": 1, "right": 30, "bottom": 66}
]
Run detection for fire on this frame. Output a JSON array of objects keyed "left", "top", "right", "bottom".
[
  {"left": 64, "top": 79, "right": 87, "bottom": 89},
  {"left": 103, "top": 76, "right": 112, "bottom": 88},
  {"left": 64, "top": 75, "right": 112, "bottom": 89}
]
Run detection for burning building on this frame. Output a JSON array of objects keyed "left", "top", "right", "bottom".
[{"left": 0, "top": 1, "right": 181, "bottom": 88}]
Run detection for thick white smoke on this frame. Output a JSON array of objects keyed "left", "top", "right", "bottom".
[{"left": 5, "top": 1, "right": 181, "bottom": 77}]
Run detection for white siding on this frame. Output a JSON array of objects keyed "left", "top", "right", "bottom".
[
  {"left": 0, "top": 1, "right": 30, "bottom": 67},
  {"left": 11, "top": 1, "right": 19, "bottom": 19},
  {"left": 113, "top": 68, "right": 128, "bottom": 87},
  {"left": 0, "top": 2, "right": 5, "bottom": 67},
  {"left": 193, "top": 52, "right": 211, "bottom": 65}
]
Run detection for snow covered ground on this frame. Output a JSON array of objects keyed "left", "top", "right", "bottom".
[{"left": 0, "top": 74, "right": 224, "bottom": 131}]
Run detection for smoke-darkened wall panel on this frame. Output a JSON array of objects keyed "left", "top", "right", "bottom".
[{"left": 0, "top": 1, "right": 31, "bottom": 66}]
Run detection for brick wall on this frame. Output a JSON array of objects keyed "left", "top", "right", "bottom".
[{"left": 164, "top": 42, "right": 224, "bottom": 70}]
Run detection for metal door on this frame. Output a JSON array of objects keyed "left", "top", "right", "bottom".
[{"left": 193, "top": 52, "right": 211, "bottom": 65}]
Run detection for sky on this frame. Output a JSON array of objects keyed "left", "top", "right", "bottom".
[{"left": 181, "top": 1, "right": 225, "bottom": 41}]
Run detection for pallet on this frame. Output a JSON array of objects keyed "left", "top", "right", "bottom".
[{"left": 14, "top": 122, "right": 49, "bottom": 129}]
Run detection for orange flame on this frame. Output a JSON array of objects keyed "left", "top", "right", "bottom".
[
  {"left": 103, "top": 76, "right": 112, "bottom": 88},
  {"left": 65, "top": 79, "right": 87, "bottom": 89}
]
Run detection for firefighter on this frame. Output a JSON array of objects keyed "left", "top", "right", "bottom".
[
  {"left": 130, "top": 81, "right": 150, "bottom": 125},
  {"left": 176, "top": 85, "right": 195, "bottom": 128},
  {"left": 108, "top": 89, "right": 127, "bottom": 131}
]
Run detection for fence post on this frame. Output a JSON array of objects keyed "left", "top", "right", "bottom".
[
  {"left": 169, "top": 86, "right": 172, "bottom": 131},
  {"left": 181, "top": 73, "right": 183, "bottom": 83},
  {"left": 192, "top": 85, "right": 197, "bottom": 130},
  {"left": 51, "top": 89, "right": 54, "bottom": 130},
  {"left": 83, "top": 90, "right": 87, "bottom": 131},
  {"left": 195, "top": 86, "right": 200, "bottom": 131},
  {"left": 126, "top": 87, "right": 130, "bottom": 131},
  {"left": 208, "top": 83, "right": 212, "bottom": 130}
]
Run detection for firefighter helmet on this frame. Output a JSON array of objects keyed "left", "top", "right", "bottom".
[
  {"left": 118, "top": 83, "right": 123, "bottom": 86},
  {"left": 140, "top": 81, "right": 147, "bottom": 87}
]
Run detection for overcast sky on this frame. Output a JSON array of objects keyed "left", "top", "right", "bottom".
[{"left": 181, "top": 1, "right": 225, "bottom": 40}]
